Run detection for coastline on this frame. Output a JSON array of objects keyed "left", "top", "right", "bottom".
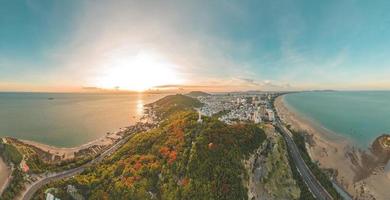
[
  {"left": 275, "top": 95, "right": 390, "bottom": 199},
  {"left": 281, "top": 95, "right": 353, "bottom": 144},
  {"left": 0, "top": 157, "right": 11, "bottom": 195},
  {"left": 18, "top": 131, "right": 123, "bottom": 160}
]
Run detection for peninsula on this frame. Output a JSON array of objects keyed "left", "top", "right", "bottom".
[{"left": 1, "top": 92, "right": 345, "bottom": 200}]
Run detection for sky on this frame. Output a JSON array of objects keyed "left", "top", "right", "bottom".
[{"left": 1, "top": 0, "right": 390, "bottom": 92}]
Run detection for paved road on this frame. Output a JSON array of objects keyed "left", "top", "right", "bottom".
[
  {"left": 273, "top": 102, "right": 333, "bottom": 200},
  {"left": 20, "top": 133, "right": 134, "bottom": 200}
]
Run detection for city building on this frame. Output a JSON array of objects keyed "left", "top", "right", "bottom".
[
  {"left": 265, "top": 109, "right": 275, "bottom": 122},
  {"left": 253, "top": 111, "right": 262, "bottom": 124}
]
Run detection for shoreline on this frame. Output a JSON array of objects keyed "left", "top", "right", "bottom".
[
  {"left": 281, "top": 95, "right": 353, "bottom": 145},
  {"left": 275, "top": 95, "right": 390, "bottom": 199},
  {"left": 3, "top": 130, "right": 124, "bottom": 161},
  {"left": 2, "top": 121, "right": 153, "bottom": 162},
  {"left": 22, "top": 130, "right": 123, "bottom": 160}
]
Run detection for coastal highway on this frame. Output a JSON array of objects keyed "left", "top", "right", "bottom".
[
  {"left": 273, "top": 102, "right": 333, "bottom": 200},
  {"left": 20, "top": 132, "right": 135, "bottom": 200}
]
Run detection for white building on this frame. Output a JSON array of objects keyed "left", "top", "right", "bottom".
[
  {"left": 197, "top": 110, "right": 203, "bottom": 123},
  {"left": 46, "top": 193, "right": 60, "bottom": 200},
  {"left": 253, "top": 111, "right": 262, "bottom": 124},
  {"left": 46, "top": 193, "right": 54, "bottom": 200},
  {"left": 265, "top": 109, "right": 275, "bottom": 122}
]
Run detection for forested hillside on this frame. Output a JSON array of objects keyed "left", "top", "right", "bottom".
[{"left": 33, "top": 95, "right": 266, "bottom": 200}]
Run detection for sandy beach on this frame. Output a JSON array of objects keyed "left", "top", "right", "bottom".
[
  {"left": 20, "top": 132, "right": 122, "bottom": 160},
  {"left": 275, "top": 95, "right": 390, "bottom": 199},
  {"left": 0, "top": 157, "right": 11, "bottom": 195}
]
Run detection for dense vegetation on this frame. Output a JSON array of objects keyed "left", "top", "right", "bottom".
[
  {"left": 0, "top": 169, "right": 25, "bottom": 200},
  {"left": 0, "top": 141, "right": 25, "bottom": 200},
  {"left": 0, "top": 140, "right": 96, "bottom": 200},
  {"left": 26, "top": 154, "right": 94, "bottom": 174},
  {"left": 33, "top": 95, "right": 266, "bottom": 200},
  {"left": 0, "top": 142, "right": 23, "bottom": 165},
  {"left": 258, "top": 134, "right": 300, "bottom": 199},
  {"left": 290, "top": 130, "right": 342, "bottom": 200}
]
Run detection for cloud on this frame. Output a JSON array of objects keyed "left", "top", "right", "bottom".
[
  {"left": 235, "top": 78, "right": 259, "bottom": 86},
  {"left": 4, "top": 0, "right": 390, "bottom": 92},
  {"left": 43, "top": 1, "right": 259, "bottom": 88}
]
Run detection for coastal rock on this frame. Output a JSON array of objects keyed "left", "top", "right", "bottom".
[{"left": 371, "top": 134, "right": 390, "bottom": 164}]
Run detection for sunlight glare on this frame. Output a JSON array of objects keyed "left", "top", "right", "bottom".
[{"left": 96, "top": 51, "right": 183, "bottom": 91}]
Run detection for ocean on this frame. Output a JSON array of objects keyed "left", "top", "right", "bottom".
[
  {"left": 0, "top": 92, "right": 166, "bottom": 147},
  {"left": 284, "top": 91, "right": 390, "bottom": 148}
]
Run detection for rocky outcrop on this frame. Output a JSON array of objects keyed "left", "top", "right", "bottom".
[{"left": 371, "top": 134, "right": 390, "bottom": 164}]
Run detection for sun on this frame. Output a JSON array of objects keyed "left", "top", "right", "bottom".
[{"left": 95, "top": 51, "right": 183, "bottom": 91}]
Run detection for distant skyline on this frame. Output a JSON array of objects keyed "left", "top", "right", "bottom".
[{"left": 1, "top": 0, "right": 390, "bottom": 92}]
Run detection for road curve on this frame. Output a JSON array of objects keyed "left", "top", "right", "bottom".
[
  {"left": 273, "top": 100, "right": 333, "bottom": 200},
  {"left": 21, "top": 167, "right": 84, "bottom": 200},
  {"left": 20, "top": 133, "right": 134, "bottom": 200}
]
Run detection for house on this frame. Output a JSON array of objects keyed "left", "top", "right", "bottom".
[{"left": 20, "top": 159, "right": 29, "bottom": 173}]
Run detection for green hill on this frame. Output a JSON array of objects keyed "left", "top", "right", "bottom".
[
  {"left": 33, "top": 111, "right": 266, "bottom": 200},
  {"left": 147, "top": 94, "right": 203, "bottom": 118},
  {"left": 185, "top": 91, "right": 211, "bottom": 98},
  {"left": 0, "top": 141, "right": 22, "bottom": 165}
]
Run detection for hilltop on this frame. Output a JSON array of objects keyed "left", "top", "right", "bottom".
[
  {"left": 185, "top": 91, "right": 211, "bottom": 98},
  {"left": 146, "top": 94, "right": 203, "bottom": 118}
]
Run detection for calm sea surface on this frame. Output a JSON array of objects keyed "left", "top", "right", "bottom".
[
  {"left": 284, "top": 91, "right": 390, "bottom": 148},
  {"left": 0, "top": 92, "right": 166, "bottom": 147}
]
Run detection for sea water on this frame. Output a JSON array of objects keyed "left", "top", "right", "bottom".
[
  {"left": 0, "top": 92, "right": 165, "bottom": 147},
  {"left": 284, "top": 91, "right": 390, "bottom": 148}
]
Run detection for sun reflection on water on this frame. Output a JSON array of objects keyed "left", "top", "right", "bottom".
[{"left": 136, "top": 97, "right": 144, "bottom": 116}]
